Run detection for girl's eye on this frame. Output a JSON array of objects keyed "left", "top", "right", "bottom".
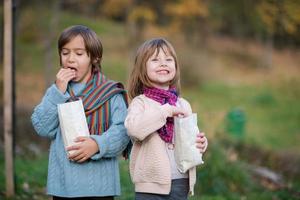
[
  {"left": 166, "top": 58, "right": 173, "bottom": 61},
  {"left": 151, "top": 58, "right": 158, "bottom": 61}
]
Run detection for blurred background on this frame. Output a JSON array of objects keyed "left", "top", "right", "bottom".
[{"left": 0, "top": 0, "right": 300, "bottom": 199}]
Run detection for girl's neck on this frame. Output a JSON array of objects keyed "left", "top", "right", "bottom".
[{"left": 151, "top": 83, "right": 170, "bottom": 90}]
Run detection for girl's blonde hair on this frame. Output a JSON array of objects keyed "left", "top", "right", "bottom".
[{"left": 128, "top": 38, "right": 181, "bottom": 99}]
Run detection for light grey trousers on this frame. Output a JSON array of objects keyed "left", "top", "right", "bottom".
[{"left": 135, "top": 179, "right": 189, "bottom": 200}]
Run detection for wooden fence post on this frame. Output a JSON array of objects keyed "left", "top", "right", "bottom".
[{"left": 4, "top": 0, "right": 15, "bottom": 197}]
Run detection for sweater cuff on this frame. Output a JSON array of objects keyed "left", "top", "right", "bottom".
[
  {"left": 47, "top": 84, "right": 70, "bottom": 104},
  {"left": 90, "top": 134, "right": 108, "bottom": 160}
]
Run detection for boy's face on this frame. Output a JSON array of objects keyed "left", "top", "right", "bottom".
[
  {"left": 60, "top": 35, "right": 92, "bottom": 84},
  {"left": 146, "top": 48, "right": 176, "bottom": 90}
]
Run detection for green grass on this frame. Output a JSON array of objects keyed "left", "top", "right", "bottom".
[
  {"left": 0, "top": 153, "right": 48, "bottom": 200},
  {"left": 1, "top": 144, "right": 299, "bottom": 200},
  {"left": 117, "top": 160, "right": 134, "bottom": 200},
  {"left": 14, "top": 156, "right": 48, "bottom": 199},
  {"left": 184, "top": 80, "right": 300, "bottom": 151}
]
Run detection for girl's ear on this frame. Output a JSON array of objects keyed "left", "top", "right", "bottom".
[{"left": 93, "top": 58, "right": 99, "bottom": 64}]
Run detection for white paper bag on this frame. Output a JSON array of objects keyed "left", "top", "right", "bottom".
[
  {"left": 174, "top": 113, "right": 204, "bottom": 173},
  {"left": 58, "top": 99, "right": 90, "bottom": 154}
]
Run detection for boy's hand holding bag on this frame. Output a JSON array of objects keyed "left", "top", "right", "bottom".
[
  {"left": 174, "top": 113, "right": 204, "bottom": 173},
  {"left": 57, "top": 99, "right": 90, "bottom": 155}
]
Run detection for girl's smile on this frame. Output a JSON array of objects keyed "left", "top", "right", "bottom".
[{"left": 156, "top": 69, "right": 169, "bottom": 74}]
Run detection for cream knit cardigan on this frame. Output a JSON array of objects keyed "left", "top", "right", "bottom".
[{"left": 125, "top": 94, "right": 197, "bottom": 195}]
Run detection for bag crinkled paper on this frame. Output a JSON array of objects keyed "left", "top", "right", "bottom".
[
  {"left": 58, "top": 99, "right": 90, "bottom": 154},
  {"left": 174, "top": 113, "right": 204, "bottom": 173}
]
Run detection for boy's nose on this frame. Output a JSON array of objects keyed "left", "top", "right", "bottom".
[{"left": 68, "top": 53, "right": 75, "bottom": 62}]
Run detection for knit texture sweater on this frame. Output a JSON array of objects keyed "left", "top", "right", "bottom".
[
  {"left": 125, "top": 95, "right": 197, "bottom": 195},
  {"left": 31, "top": 82, "right": 130, "bottom": 198}
]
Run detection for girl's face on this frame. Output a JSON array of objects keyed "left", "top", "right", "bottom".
[
  {"left": 146, "top": 48, "right": 176, "bottom": 90},
  {"left": 60, "top": 35, "right": 92, "bottom": 84}
]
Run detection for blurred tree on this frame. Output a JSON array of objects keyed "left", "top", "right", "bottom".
[
  {"left": 257, "top": 0, "right": 300, "bottom": 46},
  {"left": 0, "top": 1, "right": 3, "bottom": 63},
  {"left": 44, "top": 0, "right": 61, "bottom": 87},
  {"left": 256, "top": 0, "right": 300, "bottom": 67},
  {"left": 61, "top": 0, "right": 102, "bottom": 17},
  {"left": 127, "top": 2, "right": 156, "bottom": 46},
  {"left": 101, "top": 0, "right": 131, "bottom": 21},
  {"left": 17, "top": 0, "right": 61, "bottom": 86},
  {"left": 166, "top": 0, "right": 209, "bottom": 46},
  {"left": 144, "top": 0, "right": 173, "bottom": 26},
  {"left": 208, "top": 0, "right": 265, "bottom": 38}
]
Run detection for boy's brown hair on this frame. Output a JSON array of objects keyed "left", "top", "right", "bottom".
[{"left": 58, "top": 25, "right": 103, "bottom": 70}]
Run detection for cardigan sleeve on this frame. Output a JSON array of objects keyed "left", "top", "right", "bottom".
[
  {"left": 90, "top": 94, "right": 130, "bottom": 159},
  {"left": 178, "top": 97, "right": 193, "bottom": 115},
  {"left": 31, "top": 84, "right": 70, "bottom": 139},
  {"left": 124, "top": 95, "right": 173, "bottom": 141}
]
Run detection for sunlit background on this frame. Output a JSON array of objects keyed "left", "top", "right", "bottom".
[{"left": 0, "top": 0, "right": 300, "bottom": 199}]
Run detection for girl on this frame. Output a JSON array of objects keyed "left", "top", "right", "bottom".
[
  {"left": 125, "top": 38, "right": 208, "bottom": 200},
  {"left": 31, "top": 25, "right": 130, "bottom": 199}
]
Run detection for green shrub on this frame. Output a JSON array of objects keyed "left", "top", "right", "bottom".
[{"left": 194, "top": 141, "right": 254, "bottom": 199}]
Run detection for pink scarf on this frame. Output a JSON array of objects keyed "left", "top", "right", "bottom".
[{"left": 143, "top": 87, "right": 178, "bottom": 143}]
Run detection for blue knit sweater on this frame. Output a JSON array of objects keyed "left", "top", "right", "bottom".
[{"left": 31, "top": 82, "right": 130, "bottom": 197}]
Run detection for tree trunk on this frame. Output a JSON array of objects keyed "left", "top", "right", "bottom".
[{"left": 4, "top": 0, "right": 15, "bottom": 196}]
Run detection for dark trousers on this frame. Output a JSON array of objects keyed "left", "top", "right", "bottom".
[
  {"left": 135, "top": 178, "right": 189, "bottom": 200},
  {"left": 53, "top": 196, "right": 114, "bottom": 200}
]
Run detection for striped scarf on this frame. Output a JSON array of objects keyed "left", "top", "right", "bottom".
[
  {"left": 68, "top": 70, "right": 128, "bottom": 135},
  {"left": 143, "top": 87, "right": 178, "bottom": 143}
]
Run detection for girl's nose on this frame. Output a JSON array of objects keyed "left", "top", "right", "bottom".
[{"left": 160, "top": 60, "right": 167, "bottom": 67}]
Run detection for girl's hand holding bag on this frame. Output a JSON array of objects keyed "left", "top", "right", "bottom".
[{"left": 174, "top": 113, "right": 204, "bottom": 173}]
